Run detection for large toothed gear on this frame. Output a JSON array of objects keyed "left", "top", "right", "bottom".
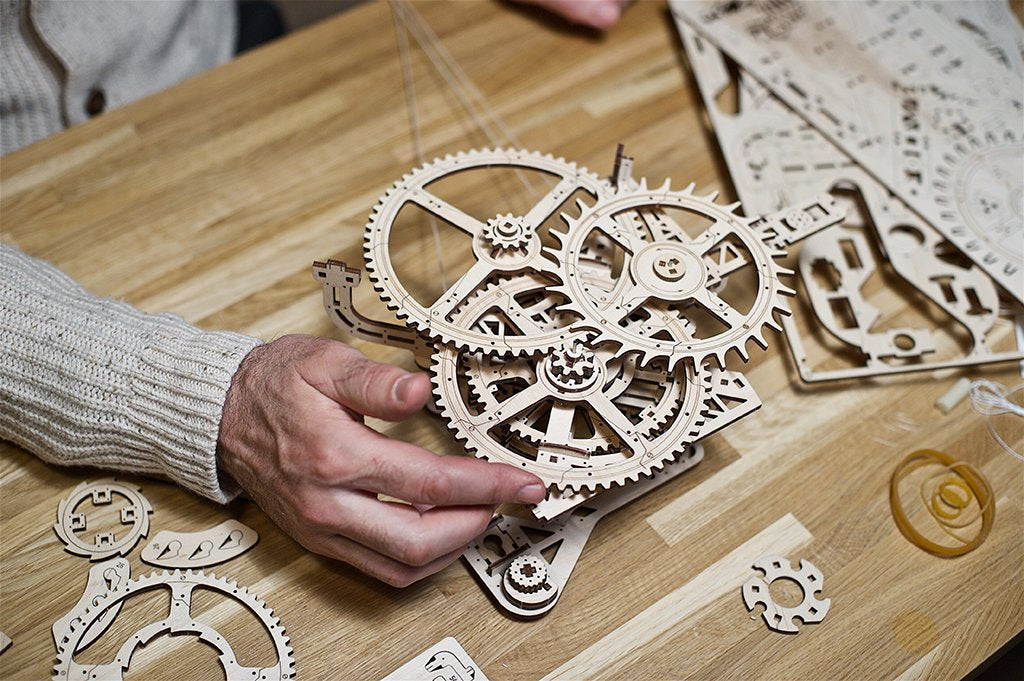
[
  {"left": 363, "top": 148, "right": 610, "bottom": 356},
  {"left": 436, "top": 268, "right": 701, "bottom": 490},
  {"left": 742, "top": 555, "right": 831, "bottom": 634},
  {"left": 433, "top": 336, "right": 708, "bottom": 493},
  {"left": 53, "top": 570, "right": 295, "bottom": 681},
  {"left": 455, "top": 275, "right": 681, "bottom": 453},
  {"left": 548, "top": 181, "right": 795, "bottom": 369},
  {"left": 466, "top": 343, "right": 684, "bottom": 456}
]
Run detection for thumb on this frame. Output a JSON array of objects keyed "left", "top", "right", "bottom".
[{"left": 312, "top": 342, "right": 431, "bottom": 421}]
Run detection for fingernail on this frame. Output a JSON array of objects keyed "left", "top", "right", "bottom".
[
  {"left": 393, "top": 375, "right": 416, "bottom": 404},
  {"left": 516, "top": 483, "right": 546, "bottom": 504},
  {"left": 585, "top": 4, "right": 620, "bottom": 29}
]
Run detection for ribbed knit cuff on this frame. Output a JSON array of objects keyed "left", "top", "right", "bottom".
[
  {"left": 133, "top": 318, "right": 263, "bottom": 503},
  {"left": 0, "top": 244, "right": 263, "bottom": 503}
]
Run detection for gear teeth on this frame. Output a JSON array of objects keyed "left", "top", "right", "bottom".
[
  {"left": 54, "top": 569, "right": 294, "bottom": 679},
  {"left": 363, "top": 148, "right": 609, "bottom": 356},
  {"left": 350, "top": 148, "right": 785, "bottom": 499},
  {"left": 552, "top": 181, "right": 796, "bottom": 372},
  {"left": 666, "top": 353, "right": 685, "bottom": 371},
  {"left": 776, "top": 264, "right": 796, "bottom": 277}
]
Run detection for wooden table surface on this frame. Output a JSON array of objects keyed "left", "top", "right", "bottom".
[{"left": 2, "top": 1, "right": 1022, "bottom": 679}]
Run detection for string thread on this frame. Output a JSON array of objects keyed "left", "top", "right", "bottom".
[{"left": 969, "top": 379, "right": 1024, "bottom": 461}]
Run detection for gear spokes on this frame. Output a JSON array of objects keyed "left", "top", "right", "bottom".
[
  {"left": 433, "top": 337, "right": 706, "bottom": 493},
  {"left": 318, "top": 146, "right": 843, "bottom": 499},
  {"left": 550, "top": 180, "right": 795, "bottom": 369},
  {"left": 363, "top": 148, "right": 610, "bottom": 355}
]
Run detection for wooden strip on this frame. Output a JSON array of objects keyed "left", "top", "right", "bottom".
[
  {"left": 893, "top": 644, "right": 944, "bottom": 681},
  {"left": 0, "top": 124, "right": 137, "bottom": 197},
  {"left": 642, "top": 369, "right": 865, "bottom": 545},
  {"left": 645, "top": 443, "right": 769, "bottom": 545},
  {"left": 541, "top": 513, "right": 812, "bottom": 680}
]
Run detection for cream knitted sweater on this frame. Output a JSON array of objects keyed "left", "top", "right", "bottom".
[
  {"left": 0, "top": 244, "right": 262, "bottom": 502},
  {"left": 1, "top": 0, "right": 235, "bottom": 155}
]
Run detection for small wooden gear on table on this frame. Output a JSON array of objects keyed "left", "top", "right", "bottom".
[{"left": 742, "top": 555, "right": 831, "bottom": 634}]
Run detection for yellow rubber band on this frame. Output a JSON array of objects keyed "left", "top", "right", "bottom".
[{"left": 890, "top": 449, "right": 994, "bottom": 557}]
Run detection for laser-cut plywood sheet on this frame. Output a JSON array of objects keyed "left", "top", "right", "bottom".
[
  {"left": 928, "top": 1, "right": 1024, "bottom": 76},
  {"left": 674, "top": 14, "right": 1024, "bottom": 381},
  {"left": 672, "top": 0, "right": 1024, "bottom": 303}
]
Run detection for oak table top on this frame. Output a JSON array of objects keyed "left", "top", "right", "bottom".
[{"left": 2, "top": 1, "right": 1021, "bottom": 679}]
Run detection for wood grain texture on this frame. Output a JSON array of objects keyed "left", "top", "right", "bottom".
[{"left": 1, "top": 1, "right": 1022, "bottom": 679}]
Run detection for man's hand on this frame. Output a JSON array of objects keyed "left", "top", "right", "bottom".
[
  {"left": 518, "top": 0, "right": 631, "bottom": 30},
  {"left": 217, "top": 335, "right": 546, "bottom": 587}
]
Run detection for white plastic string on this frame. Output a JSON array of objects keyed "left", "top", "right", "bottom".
[
  {"left": 390, "top": 0, "right": 448, "bottom": 289},
  {"left": 396, "top": 1, "right": 529, "bottom": 149},
  {"left": 394, "top": 1, "right": 504, "bottom": 147},
  {"left": 390, "top": 0, "right": 538, "bottom": 194},
  {"left": 969, "top": 379, "right": 1024, "bottom": 461}
]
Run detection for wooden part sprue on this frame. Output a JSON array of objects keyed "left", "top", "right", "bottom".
[
  {"left": 675, "top": 16, "right": 1024, "bottom": 382},
  {"left": 313, "top": 147, "right": 844, "bottom": 617}
]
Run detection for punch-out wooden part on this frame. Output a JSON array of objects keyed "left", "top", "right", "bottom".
[
  {"left": 782, "top": 224, "right": 1024, "bottom": 379},
  {"left": 313, "top": 259, "right": 434, "bottom": 367},
  {"left": 549, "top": 180, "right": 843, "bottom": 370},
  {"left": 742, "top": 555, "right": 831, "bottom": 634},
  {"left": 0, "top": 630, "right": 11, "bottom": 655},
  {"left": 672, "top": 0, "right": 1023, "bottom": 303},
  {"left": 53, "top": 480, "right": 153, "bottom": 561},
  {"left": 140, "top": 519, "right": 258, "bottom": 569},
  {"left": 52, "top": 570, "right": 294, "bottom": 681},
  {"left": 677, "top": 18, "right": 1024, "bottom": 382},
  {"left": 52, "top": 558, "right": 130, "bottom": 655},
  {"left": 361, "top": 148, "right": 610, "bottom": 357},
  {"left": 463, "top": 444, "right": 703, "bottom": 618},
  {"left": 924, "top": 0, "right": 1024, "bottom": 76},
  {"left": 936, "top": 377, "right": 973, "bottom": 414},
  {"left": 381, "top": 636, "right": 489, "bottom": 681}
]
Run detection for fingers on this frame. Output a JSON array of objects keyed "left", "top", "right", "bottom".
[
  {"left": 342, "top": 426, "right": 547, "bottom": 506},
  {"left": 306, "top": 341, "right": 431, "bottom": 421},
  {"left": 316, "top": 533, "right": 465, "bottom": 588},
  {"left": 321, "top": 489, "right": 495, "bottom": 566},
  {"left": 522, "top": 0, "right": 625, "bottom": 29}
]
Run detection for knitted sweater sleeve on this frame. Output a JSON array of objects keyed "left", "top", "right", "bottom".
[{"left": 0, "top": 244, "right": 263, "bottom": 503}]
